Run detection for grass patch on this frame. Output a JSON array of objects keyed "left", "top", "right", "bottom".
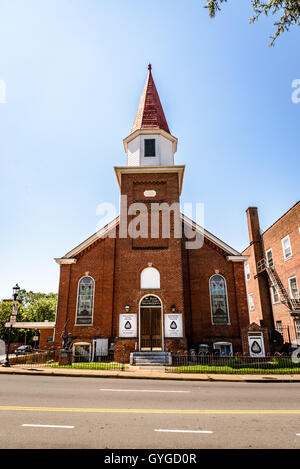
[
  {"left": 173, "top": 365, "right": 300, "bottom": 374},
  {"left": 45, "top": 362, "right": 127, "bottom": 370}
]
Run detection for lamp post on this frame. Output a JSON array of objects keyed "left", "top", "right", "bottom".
[{"left": 2, "top": 284, "right": 20, "bottom": 367}]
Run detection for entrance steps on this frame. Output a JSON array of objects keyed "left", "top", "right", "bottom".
[{"left": 130, "top": 352, "right": 172, "bottom": 366}]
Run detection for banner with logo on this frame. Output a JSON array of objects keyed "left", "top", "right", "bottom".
[
  {"left": 119, "top": 314, "right": 137, "bottom": 338},
  {"left": 164, "top": 314, "right": 183, "bottom": 338},
  {"left": 248, "top": 334, "right": 265, "bottom": 357}
]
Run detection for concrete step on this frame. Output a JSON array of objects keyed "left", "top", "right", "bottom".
[{"left": 130, "top": 352, "right": 171, "bottom": 366}]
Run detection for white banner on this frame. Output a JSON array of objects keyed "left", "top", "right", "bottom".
[
  {"left": 248, "top": 334, "right": 265, "bottom": 357},
  {"left": 119, "top": 314, "right": 137, "bottom": 338},
  {"left": 164, "top": 314, "right": 183, "bottom": 338}
]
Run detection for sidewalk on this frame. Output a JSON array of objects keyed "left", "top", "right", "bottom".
[{"left": 0, "top": 364, "right": 299, "bottom": 382}]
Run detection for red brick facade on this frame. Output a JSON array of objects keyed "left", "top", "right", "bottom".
[
  {"left": 243, "top": 202, "right": 300, "bottom": 349},
  {"left": 49, "top": 67, "right": 255, "bottom": 360}
]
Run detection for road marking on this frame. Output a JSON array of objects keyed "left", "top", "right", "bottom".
[
  {"left": 99, "top": 389, "right": 190, "bottom": 393},
  {"left": 1, "top": 406, "right": 300, "bottom": 415},
  {"left": 22, "top": 424, "right": 74, "bottom": 429},
  {"left": 155, "top": 429, "right": 213, "bottom": 434},
  {"left": 296, "top": 434, "right": 300, "bottom": 436}
]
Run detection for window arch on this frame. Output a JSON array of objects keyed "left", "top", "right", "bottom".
[
  {"left": 76, "top": 276, "right": 94, "bottom": 325},
  {"left": 209, "top": 274, "right": 230, "bottom": 325},
  {"left": 140, "top": 267, "right": 160, "bottom": 289}
]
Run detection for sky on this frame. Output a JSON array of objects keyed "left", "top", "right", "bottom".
[{"left": 0, "top": 0, "right": 299, "bottom": 299}]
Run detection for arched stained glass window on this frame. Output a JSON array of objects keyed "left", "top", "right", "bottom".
[
  {"left": 76, "top": 277, "right": 94, "bottom": 325},
  {"left": 210, "top": 275, "right": 229, "bottom": 325}
]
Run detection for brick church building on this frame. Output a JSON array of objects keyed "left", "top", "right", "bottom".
[{"left": 50, "top": 65, "right": 262, "bottom": 363}]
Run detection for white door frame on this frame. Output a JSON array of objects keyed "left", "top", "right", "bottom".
[{"left": 138, "top": 294, "right": 164, "bottom": 352}]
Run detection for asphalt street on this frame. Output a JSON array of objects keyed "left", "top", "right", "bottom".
[{"left": 0, "top": 375, "right": 300, "bottom": 449}]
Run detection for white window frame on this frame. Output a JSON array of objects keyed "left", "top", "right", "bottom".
[
  {"left": 266, "top": 248, "right": 274, "bottom": 268},
  {"left": 288, "top": 276, "right": 299, "bottom": 299},
  {"left": 271, "top": 285, "right": 280, "bottom": 304},
  {"left": 245, "top": 264, "right": 250, "bottom": 282},
  {"left": 281, "top": 235, "right": 292, "bottom": 261},
  {"left": 140, "top": 267, "right": 160, "bottom": 289},
  {"left": 248, "top": 293, "right": 254, "bottom": 311},
  {"left": 295, "top": 320, "right": 300, "bottom": 345},
  {"left": 213, "top": 342, "right": 233, "bottom": 357}
]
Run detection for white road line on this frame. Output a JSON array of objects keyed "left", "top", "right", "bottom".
[
  {"left": 296, "top": 434, "right": 300, "bottom": 436},
  {"left": 155, "top": 429, "right": 213, "bottom": 434},
  {"left": 22, "top": 424, "right": 74, "bottom": 429},
  {"left": 99, "top": 389, "right": 190, "bottom": 393}
]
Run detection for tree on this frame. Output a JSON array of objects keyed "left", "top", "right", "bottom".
[
  {"left": 0, "top": 290, "right": 57, "bottom": 344},
  {"left": 206, "top": 0, "right": 300, "bottom": 45}
]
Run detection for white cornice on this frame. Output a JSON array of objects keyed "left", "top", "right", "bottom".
[
  {"left": 5, "top": 321, "right": 55, "bottom": 329},
  {"left": 54, "top": 258, "right": 77, "bottom": 265},
  {"left": 114, "top": 165, "right": 185, "bottom": 195},
  {"left": 226, "top": 255, "right": 248, "bottom": 262},
  {"left": 123, "top": 128, "right": 178, "bottom": 153}
]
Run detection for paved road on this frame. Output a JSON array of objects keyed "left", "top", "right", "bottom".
[{"left": 0, "top": 375, "right": 300, "bottom": 449}]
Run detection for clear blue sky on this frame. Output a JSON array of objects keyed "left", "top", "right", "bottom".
[{"left": 0, "top": 0, "right": 299, "bottom": 298}]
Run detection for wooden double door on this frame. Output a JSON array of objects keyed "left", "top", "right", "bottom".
[{"left": 140, "top": 306, "right": 162, "bottom": 351}]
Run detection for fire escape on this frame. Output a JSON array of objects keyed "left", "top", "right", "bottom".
[{"left": 256, "top": 258, "right": 300, "bottom": 317}]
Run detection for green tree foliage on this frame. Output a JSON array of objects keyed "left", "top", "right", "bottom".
[
  {"left": 205, "top": 0, "right": 300, "bottom": 45},
  {"left": 0, "top": 290, "right": 57, "bottom": 343}
]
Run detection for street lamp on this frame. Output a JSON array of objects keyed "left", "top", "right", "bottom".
[{"left": 2, "top": 284, "right": 20, "bottom": 367}]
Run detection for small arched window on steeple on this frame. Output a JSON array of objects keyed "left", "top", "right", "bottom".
[
  {"left": 209, "top": 274, "right": 230, "bottom": 325},
  {"left": 76, "top": 277, "right": 94, "bottom": 325}
]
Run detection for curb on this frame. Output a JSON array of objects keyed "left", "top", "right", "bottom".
[{"left": 1, "top": 368, "right": 300, "bottom": 383}]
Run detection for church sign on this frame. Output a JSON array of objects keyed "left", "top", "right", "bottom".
[
  {"left": 119, "top": 314, "right": 137, "bottom": 338},
  {"left": 164, "top": 314, "right": 183, "bottom": 338},
  {"left": 248, "top": 333, "right": 265, "bottom": 357}
]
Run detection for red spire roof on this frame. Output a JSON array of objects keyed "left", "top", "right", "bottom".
[{"left": 131, "top": 64, "right": 170, "bottom": 134}]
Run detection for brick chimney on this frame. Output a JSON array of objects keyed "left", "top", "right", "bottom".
[{"left": 246, "top": 207, "right": 274, "bottom": 332}]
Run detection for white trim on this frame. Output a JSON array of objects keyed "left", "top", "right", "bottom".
[
  {"left": 281, "top": 235, "right": 292, "bottom": 261},
  {"left": 245, "top": 264, "right": 251, "bottom": 281},
  {"left": 288, "top": 276, "right": 299, "bottom": 299},
  {"left": 54, "top": 258, "right": 77, "bottom": 265},
  {"left": 75, "top": 276, "right": 95, "bottom": 326},
  {"left": 5, "top": 322, "right": 55, "bottom": 329},
  {"left": 123, "top": 128, "right": 178, "bottom": 154},
  {"left": 138, "top": 294, "right": 164, "bottom": 352},
  {"left": 226, "top": 256, "right": 248, "bottom": 262},
  {"left": 213, "top": 341, "right": 233, "bottom": 357},
  {"left": 270, "top": 285, "right": 280, "bottom": 305},
  {"left": 209, "top": 274, "right": 230, "bottom": 325},
  {"left": 114, "top": 165, "right": 185, "bottom": 195},
  {"left": 248, "top": 293, "right": 254, "bottom": 311}
]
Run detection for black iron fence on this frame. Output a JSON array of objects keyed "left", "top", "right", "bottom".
[
  {"left": 2, "top": 350, "right": 126, "bottom": 371},
  {"left": 166, "top": 354, "right": 300, "bottom": 374}
]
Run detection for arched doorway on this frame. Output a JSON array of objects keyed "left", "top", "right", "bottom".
[{"left": 139, "top": 295, "right": 163, "bottom": 351}]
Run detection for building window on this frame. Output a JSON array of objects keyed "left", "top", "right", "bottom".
[
  {"left": 245, "top": 264, "right": 250, "bottom": 281},
  {"left": 141, "top": 267, "right": 160, "bottom": 289},
  {"left": 144, "top": 139, "right": 156, "bottom": 157},
  {"left": 276, "top": 320, "right": 283, "bottom": 336},
  {"left": 282, "top": 235, "right": 292, "bottom": 260},
  {"left": 210, "top": 275, "right": 230, "bottom": 324},
  {"left": 73, "top": 343, "right": 91, "bottom": 362},
  {"left": 288, "top": 276, "right": 299, "bottom": 299},
  {"left": 266, "top": 248, "right": 274, "bottom": 268},
  {"left": 76, "top": 277, "right": 94, "bottom": 325},
  {"left": 295, "top": 320, "right": 300, "bottom": 344},
  {"left": 248, "top": 293, "right": 254, "bottom": 311},
  {"left": 271, "top": 285, "right": 280, "bottom": 304},
  {"left": 213, "top": 342, "right": 233, "bottom": 357}
]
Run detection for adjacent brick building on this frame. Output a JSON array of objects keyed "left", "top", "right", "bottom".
[
  {"left": 48, "top": 65, "right": 260, "bottom": 363},
  {"left": 243, "top": 202, "right": 300, "bottom": 350}
]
